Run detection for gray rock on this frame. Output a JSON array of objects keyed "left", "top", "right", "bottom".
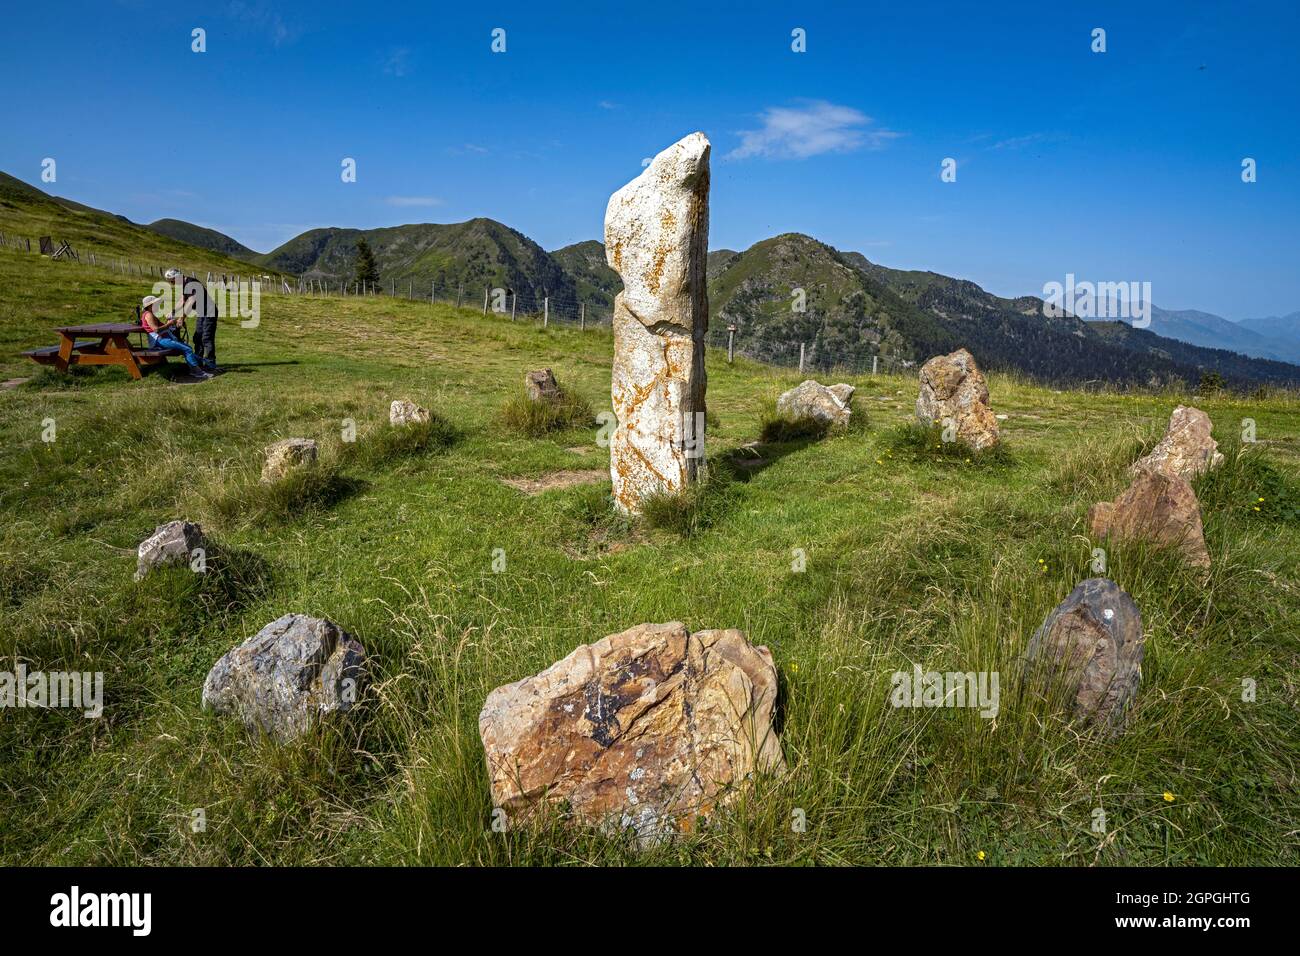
[
  {"left": 1025, "top": 578, "right": 1143, "bottom": 733},
  {"left": 202, "top": 614, "right": 366, "bottom": 742},
  {"left": 389, "top": 399, "right": 431, "bottom": 426},
  {"left": 776, "top": 380, "right": 852, "bottom": 428},
  {"left": 827, "top": 383, "right": 855, "bottom": 406},
  {"left": 261, "top": 438, "right": 317, "bottom": 483},
  {"left": 135, "top": 520, "right": 206, "bottom": 581},
  {"left": 524, "top": 369, "right": 560, "bottom": 402}
]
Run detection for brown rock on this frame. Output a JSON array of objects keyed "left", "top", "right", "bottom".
[
  {"left": 524, "top": 368, "right": 560, "bottom": 402},
  {"left": 1025, "top": 578, "right": 1144, "bottom": 732},
  {"left": 915, "top": 348, "right": 1000, "bottom": 451},
  {"left": 1130, "top": 405, "right": 1225, "bottom": 481},
  {"left": 479, "top": 621, "right": 783, "bottom": 841},
  {"left": 1088, "top": 468, "right": 1210, "bottom": 568}
]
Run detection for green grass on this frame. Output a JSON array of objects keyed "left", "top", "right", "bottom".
[
  {"left": 497, "top": 385, "right": 595, "bottom": 437},
  {"left": 1, "top": 243, "right": 1298, "bottom": 866}
]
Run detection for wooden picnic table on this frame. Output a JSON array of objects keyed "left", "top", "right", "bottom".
[{"left": 23, "top": 322, "right": 182, "bottom": 380}]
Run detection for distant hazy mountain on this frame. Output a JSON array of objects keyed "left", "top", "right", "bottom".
[
  {"left": 1084, "top": 305, "right": 1300, "bottom": 366},
  {"left": 1236, "top": 312, "right": 1300, "bottom": 350}
]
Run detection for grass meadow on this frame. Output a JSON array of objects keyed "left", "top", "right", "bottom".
[{"left": 1, "top": 247, "right": 1298, "bottom": 865}]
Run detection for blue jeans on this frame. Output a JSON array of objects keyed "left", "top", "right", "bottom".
[{"left": 148, "top": 333, "right": 201, "bottom": 370}]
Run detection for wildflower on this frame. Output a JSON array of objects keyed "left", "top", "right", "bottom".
[
  {"left": 1163, "top": 791, "right": 1175, "bottom": 803},
  {"left": 976, "top": 850, "right": 986, "bottom": 861}
]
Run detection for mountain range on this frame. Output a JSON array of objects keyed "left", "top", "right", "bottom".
[{"left": 2, "top": 169, "right": 1297, "bottom": 390}]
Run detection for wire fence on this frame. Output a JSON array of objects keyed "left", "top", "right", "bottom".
[{"left": 3, "top": 230, "right": 916, "bottom": 375}]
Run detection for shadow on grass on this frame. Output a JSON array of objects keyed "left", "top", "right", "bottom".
[{"left": 202, "top": 462, "right": 366, "bottom": 530}]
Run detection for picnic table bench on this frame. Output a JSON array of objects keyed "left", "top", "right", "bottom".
[{"left": 22, "top": 323, "right": 182, "bottom": 380}]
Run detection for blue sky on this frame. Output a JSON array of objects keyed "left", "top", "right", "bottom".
[{"left": 2, "top": 0, "right": 1297, "bottom": 318}]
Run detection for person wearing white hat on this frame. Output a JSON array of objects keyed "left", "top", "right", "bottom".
[
  {"left": 164, "top": 268, "right": 220, "bottom": 372},
  {"left": 141, "top": 294, "right": 211, "bottom": 379}
]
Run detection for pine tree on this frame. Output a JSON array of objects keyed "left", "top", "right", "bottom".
[{"left": 353, "top": 237, "right": 380, "bottom": 289}]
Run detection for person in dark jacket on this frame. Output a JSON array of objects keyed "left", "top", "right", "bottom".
[{"left": 164, "top": 268, "right": 219, "bottom": 372}]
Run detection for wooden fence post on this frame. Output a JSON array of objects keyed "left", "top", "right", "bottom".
[
  {"left": 580, "top": 303, "right": 585, "bottom": 330},
  {"left": 727, "top": 324, "right": 736, "bottom": 363},
  {"left": 543, "top": 297, "right": 549, "bottom": 327},
  {"left": 799, "top": 342, "right": 806, "bottom": 373}
]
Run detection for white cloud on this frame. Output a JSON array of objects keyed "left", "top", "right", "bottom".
[
  {"left": 598, "top": 100, "right": 620, "bottom": 110},
  {"left": 728, "top": 101, "right": 900, "bottom": 160},
  {"left": 384, "top": 196, "right": 444, "bottom": 208}
]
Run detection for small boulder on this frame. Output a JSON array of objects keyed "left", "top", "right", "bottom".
[
  {"left": 135, "top": 520, "right": 205, "bottom": 581},
  {"left": 776, "top": 380, "right": 853, "bottom": 428},
  {"left": 390, "top": 399, "right": 431, "bottom": 426},
  {"left": 827, "top": 383, "right": 855, "bottom": 405},
  {"left": 261, "top": 437, "right": 317, "bottom": 483},
  {"left": 479, "top": 621, "right": 784, "bottom": 841},
  {"left": 524, "top": 368, "right": 561, "bottom": 403},
  {"left": 915, "top": 348, "right": 1000, "bottom": 451},
  {"left": 1088, "top": 468, "right": 1211, "bottom": 569},
  {"left": 1025, "top": 578, "right": 1144, "bottom": 732},
  {"left": 1130, "top": 405, "right": 1224, "bottom": 482},
  {"left": 201, "top": 613, "right": 366, "bottom": 742}
]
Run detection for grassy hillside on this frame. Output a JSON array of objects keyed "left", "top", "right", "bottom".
[
  {"left": 0, "top": 172, "right": 275, "bottom": 279},
  {"left": 146, "top": 219, "right": 260, "bottom": 261},
  {"left": 1, "top": 243, "right": 1298, "bottom": 866},
  {"left": 551, "top": 239, "right": 621, "bottom": 308},
  {"left": 258, "top": 218, "right": 580, "bottom": 310},
  {"left": 712, "top": 235, "right": 1300, "bottom": 390}
]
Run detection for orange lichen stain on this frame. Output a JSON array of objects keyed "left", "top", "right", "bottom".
[
  {"left": 610, "top": 240, "right": 623, "bottom": 272},
  {"left": 644, "top": 241, "right": 670, "bottom": 296}
]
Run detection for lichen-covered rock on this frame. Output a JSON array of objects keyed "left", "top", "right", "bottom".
[
  {"left": 1025, "top": 578, "right": 1144, "bottom": 732},
  {"left": 1130, "top": 405, "right": 1224, "bottom": 481},
  {"left": 776, "top": 380, "right": 853, "bottom": 428},
  {"left": 827, "top": 383, "right": 855, "bottom": 406},
  {"left": 524, "top": 369, "right": 560, "bottom": 403},
  {"left": 390, "top": 399, "right": 431, "bottom": 425},
  {"left": 479, "top": 621, "right": 783, "bottom": 841},
  {"left": 915, "top": 348, "right": 1000, "bottom": 451},
  {"left": 606, "top": 133, "right": 711, "bottom": 514},
  {"left": 261, "top": 437, "right": 317, "bottom": 483},
  {"left": 202, "top": 614, "right": 366, "bottom": 742},
  {"left": 135, "top": 520, "right": 205, "bottom": 581},
  {"left": 1088, "top": 468, "right": 1211, "bottom": 569}
]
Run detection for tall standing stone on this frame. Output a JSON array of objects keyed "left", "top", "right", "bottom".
[{"left": 605, "top": 133, "right": 711, "bottom": 513}]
